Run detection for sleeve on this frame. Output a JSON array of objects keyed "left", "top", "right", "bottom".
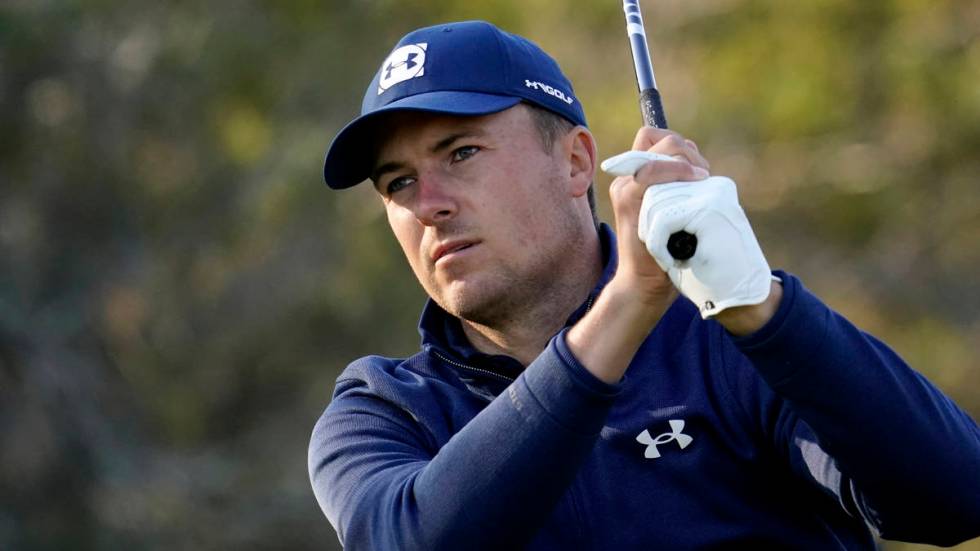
[
  {"left": 308, "top": 331, "right": 620, "bottom": 551},
  {"left": 729, "top": 271, "right": 980, "bottom": 546}
]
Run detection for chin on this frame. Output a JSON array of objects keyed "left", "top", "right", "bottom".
[
  {"left": 428, "top": 268, "right": 525, "bottom": 326},
  {"left": 438, "top": 286, "right": 509, "bottom": 326}
]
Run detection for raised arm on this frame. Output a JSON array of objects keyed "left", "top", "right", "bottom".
[{"left": 727, "top": 272, "right": 980, "bottom": 545}]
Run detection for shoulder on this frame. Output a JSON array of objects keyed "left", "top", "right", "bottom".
[
  {"left": 311, "top": 353, "right": 443, "bottom": 451},
  {"left": 335, "top": 354, "right": 411, "bottom": 390},
  {"left": 321, "top": 350, "right": 481, "bottom": 436},
  {"left": 332, "top": 351, "right": 462, "bottom": 399},
  {"left": 311, "top": 350, "right": 487, "bottom": 464}
]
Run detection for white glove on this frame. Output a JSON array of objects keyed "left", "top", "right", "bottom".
[{"left": 601, "top": 150, "right": 773, "bottom": 318}]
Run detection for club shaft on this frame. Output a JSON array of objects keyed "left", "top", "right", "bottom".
[
  {"left": 623, "top": 0, "right": 667, "bottom": 129},
  {"left": 622, "top": 0, "right": 696, "bottom": 261}
]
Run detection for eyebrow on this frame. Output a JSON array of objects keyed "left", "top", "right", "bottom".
[{"left": 370, "top": 129, "right": 487, "bottom": 186}]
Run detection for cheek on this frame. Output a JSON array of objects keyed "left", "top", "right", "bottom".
[
  {"left": 498, "top": 161, "right": 564, "bottom": 240},
  {"left": 387, "top": 207, "right": 425, "bottom": 264}
]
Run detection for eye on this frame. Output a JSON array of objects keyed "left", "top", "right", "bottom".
[
  {"left": 451, "top": 145, "right": 480, "bottom": 163},
  {"left": 385, "top": 175, "right": 416, "bottom": 195}
]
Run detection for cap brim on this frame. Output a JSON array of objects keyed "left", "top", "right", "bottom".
[{"left": 323, "top": 91, "right": 523, "bottom": 189}]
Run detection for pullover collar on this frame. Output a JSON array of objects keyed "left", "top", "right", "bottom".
[{"left": 417, "top": 224, "right": 619, "bottom": 380}]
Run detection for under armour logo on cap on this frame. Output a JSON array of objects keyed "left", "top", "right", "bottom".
[
  {"left": 378, "top": 43, "right": 428, "bottom": 94},
  {"left": 636, "top": 419, "right": 693, "bottom": 459}
]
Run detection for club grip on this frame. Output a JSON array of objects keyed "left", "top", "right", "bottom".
[
  {"left": 666, "top": 231, "right": 697, "bottom": 261},
  {"left": 639, "top": 87, "right": 668, "bottom": 129},
  {"left": 639, "top": 89, "right": 696, "bottom": 260}
]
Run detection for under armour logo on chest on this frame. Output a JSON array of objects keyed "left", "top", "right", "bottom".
[{"left": 636, "top": 419, "right": 693, "bottom": 459}]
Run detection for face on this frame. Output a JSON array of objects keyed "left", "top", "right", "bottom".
[{"left": 371, "top": 104, "right": 593, "bottom": 326}]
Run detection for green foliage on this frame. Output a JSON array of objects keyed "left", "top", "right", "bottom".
[{"left": 0, "top": 1, "right": 977, "bottom": 549}]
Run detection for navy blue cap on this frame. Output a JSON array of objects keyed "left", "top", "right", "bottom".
[{"left": 323, "top": 20, "right": 588, "bottom": 189}]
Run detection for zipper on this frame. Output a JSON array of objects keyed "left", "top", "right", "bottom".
[
  {"left": 432, "top": 349, "right": 515, "bottom": 383},
  {"left": 431, "top": 294, "right": 595, "bottom": 384}
]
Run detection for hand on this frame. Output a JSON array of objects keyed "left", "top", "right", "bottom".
[
  {"left": 605, "top": 127, "right": 710, "bottom": 309},
  {"left": 637, "top": 175, "right": 774, "bottom": 317},
  {"left": 602, "top": 129, "right": 780, "bottom": 333}
]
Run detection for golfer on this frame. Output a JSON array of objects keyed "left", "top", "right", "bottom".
[{"left": 309, "top": 20, "right": 980, "bottom": 550}]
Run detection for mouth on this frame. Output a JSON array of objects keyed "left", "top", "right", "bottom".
[{"left": 432, "top": 240, "right": 480, "bottom": 263}]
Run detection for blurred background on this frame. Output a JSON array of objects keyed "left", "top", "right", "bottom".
[{"left": 1, "top": 0, "right": 977, "bottom": 549}]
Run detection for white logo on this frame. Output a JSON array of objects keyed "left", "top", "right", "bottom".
[
  {"left": 636, "top": 419, "right": 693, "bottom": 459},
  {"left": 524, "top": 79, "right": 574, "bottom": 105},
  {"left": 378, "top": 43, "right": 428, "bottom": 94}
]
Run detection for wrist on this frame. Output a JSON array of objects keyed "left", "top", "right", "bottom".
[
  {"left": 603, "top": 275, "right": 677, "bottom": 317},
  {"left": 715, "top": 280, "right": 783, "bottom": 336},
  {"left": 566, "top": 279, "right": 674, "bottom": 384}
]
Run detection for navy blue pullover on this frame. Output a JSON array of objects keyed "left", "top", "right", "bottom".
[{"left": 309, "top": 225, "right": 980, "bottom": 550}]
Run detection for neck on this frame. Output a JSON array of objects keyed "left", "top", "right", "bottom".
[{"left": 460, "top": 228, "right": 603, "bottom": 366}]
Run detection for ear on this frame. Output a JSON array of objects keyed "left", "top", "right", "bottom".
[{"left": 564, "top": 127, "right": 597, "bottom": 198}]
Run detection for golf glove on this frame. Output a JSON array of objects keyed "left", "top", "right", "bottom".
[{"left": 601, "top": 150, "right": 773, "bottom": 318}]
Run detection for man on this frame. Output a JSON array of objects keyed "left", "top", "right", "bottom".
[{"left": 309, "top": 20, "right": 980, "bottom": 550}]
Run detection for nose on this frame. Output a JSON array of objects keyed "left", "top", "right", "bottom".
[{"left": 413, "top": 170, "right": 457, "bottom": 226}]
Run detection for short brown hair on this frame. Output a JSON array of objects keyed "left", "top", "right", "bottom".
[{"left": 524, "top": 102, "right": 599, "bottom": 227}]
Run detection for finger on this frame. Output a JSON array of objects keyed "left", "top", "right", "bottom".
[
  {"left": 631, "top": 126, "right": 674, "bottom": 151},
  {"left": 600, "top": 151, "right": 675, "bottom": 177},
  {"left": 647, "top": 133, "right": 710, "bottom": 171},
  {"left": 634, "top": 159, "right": 709, "bottom": 185}
]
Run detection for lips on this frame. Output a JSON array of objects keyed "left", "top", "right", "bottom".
[{"left": 432, "top": 240, "right": 479, "bottom": 263}]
